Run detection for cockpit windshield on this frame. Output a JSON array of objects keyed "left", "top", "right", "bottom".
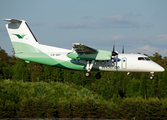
[{"left": 138, "top": 57, "right": 151, "bottom": 61}]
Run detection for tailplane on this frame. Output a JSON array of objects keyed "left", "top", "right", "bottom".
[{"left": 4, "top": 19, "right": 39, "bottom": 54}]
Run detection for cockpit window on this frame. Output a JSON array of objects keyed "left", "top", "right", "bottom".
[
  {"left": 144, "top": 57, "right": 151, "bottom": 61},
  {"left": 138, "top": 57, "right": 144, "bottom": 60},
  {"left": 138, "top": 57, "right": 151, "bottom": 61}
]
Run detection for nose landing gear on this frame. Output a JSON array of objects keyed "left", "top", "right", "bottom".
[{"left": 150, "top": 72, "right": 154, "bottom": 80}]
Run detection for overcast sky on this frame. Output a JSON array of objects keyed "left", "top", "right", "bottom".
[{"left": 0, "top": 0, "right": 167, "bottom": 57}]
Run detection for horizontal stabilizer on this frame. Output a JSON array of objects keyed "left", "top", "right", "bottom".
[{"left": 3, "top": 19, "right": 22, "bottom": 23}]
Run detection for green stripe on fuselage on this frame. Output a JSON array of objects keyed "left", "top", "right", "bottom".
[{"left": 15, "top": 53, "right": 58, "bottom": 66}]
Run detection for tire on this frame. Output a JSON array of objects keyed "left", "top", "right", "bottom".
[
  {"left": 95, "top": 73, "right": 101, "bottom": 79},
  {"left": 85, "top": 72, "right": 91, "bottom": 77},
  {"left": 150, "top": 76, "right": 154, "bottom": 80}
]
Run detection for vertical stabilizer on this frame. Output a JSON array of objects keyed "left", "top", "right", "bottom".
[{"left": 4, "top": 19, "right": 39, "bottom": 54}]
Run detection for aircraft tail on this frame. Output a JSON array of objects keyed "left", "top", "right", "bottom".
[{"left": 4, "top": 19, "right": 39, "bottom": 54}]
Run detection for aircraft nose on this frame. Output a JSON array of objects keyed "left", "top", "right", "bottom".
[
  {"left": 155, "top": 64, "right": 165, "bottom": 72},
  {"left": 158, "top": 66, "right": 165, "bottom": 72}
]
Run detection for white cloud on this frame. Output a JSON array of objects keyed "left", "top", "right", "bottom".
[
  {"left": 99, "top": 34, "right": 128, "bottom": 41},
  {"left": 56, "top": 15, "right": 139, "bottom": 29},
  {"left": 157, "top": 34, "right": 167, "bottom": 41},
  {"left": 29, "top": 22, "right": 44, "bottom": 27},
  {"left": 57, "top": 22, "right": 87, "bottom": 29},
  {"left": 91, "top": 34, "right": 166, "bottom": 56},
  {"left": 106, "top": 15, "right": 126, "bottom": 21},
  {"left": 152, "top": 12, "right": 160, "bottom": 17},
  {"left": 110, "top": 34, "right": 128, "bottom": 40},
  {"left": 139, "top": 45, "right": 157, "bottom": 51},
  {"left": 159, "top": 49, "right": 167, "bottom": 57},
  {"left": 98, "top": 15, "right": 139, "bottom": 28},
  {"left": 127, "top": 45, "right": 159, "bottom": 55},
  {"left": 126, "top": 12, "right": 141, "bottom": 17},
  {"left": 84, "top": 16, "right": 93, "bottom": 19}
]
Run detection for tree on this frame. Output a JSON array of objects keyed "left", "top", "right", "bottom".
[
  {"left": 39, "top": 65, "right": 51, "bottom": 82},
  {"left": 27, "top": 62, "right": 42, "bottom": 82},
  {"left": 125, "top": 79, "right": 140, "bottom": 97},
  {"left": 160, "top": 66, "right": 167, "bottom": 98},
  {"left": 140, "top": 74, "right": 147, "bottom": 99},
  {"left": 0, "top": 47, "right": 10, "bottom": 64},
  {"left": 12, "top": 59, "right": 29, "bottom": 81},
  {"left": 149, "top": 52, "right": 163, "bottom": 65}
]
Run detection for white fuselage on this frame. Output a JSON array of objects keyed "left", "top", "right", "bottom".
[
  {"left": 93, "top": 54, "right": 164, "bottom": 73},
  {"left": 47, "top": 48, "right": 164, "bottom": 73}
]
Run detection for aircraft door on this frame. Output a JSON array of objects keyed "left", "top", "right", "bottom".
[{"left": 121, "top": 57, "right": 127, "bottom": 69}]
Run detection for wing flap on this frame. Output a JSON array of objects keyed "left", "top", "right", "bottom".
[
  {"left": 67, "top": 43, "right": 111, "bottom": 60},
  {"left": 73, "top": 43, "right": 98, "bottom": 53}
]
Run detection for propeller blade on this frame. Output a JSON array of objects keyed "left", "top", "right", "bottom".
[
  {"left": 111, "top": 43, "right": 119, "bottom": 68},
  {"left": 113, "top": 43, "right": 115, "bottom": 52},
  {"left": 122, "top": 45, "right": 124, "bottom": 54},
  {"left": 112, "top": 43, "right": 118, "bottom": 56},
  {"left": 116, "top": 54, "right": 118, "bottom": 70}
]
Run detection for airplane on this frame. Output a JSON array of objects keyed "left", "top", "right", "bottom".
[{"left": 4, "top": 19, "right": 165, "bottom": 80}]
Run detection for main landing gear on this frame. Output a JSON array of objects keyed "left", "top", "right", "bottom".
[
  {"left": 85, "top": 60, "right": 101, "bottom": 79},
  {"left": 85, "top": 72, "right": 91, "bottom": 77},
  {"left": 95, "top": 72, "right": 101, "bottom": 79},
  {"left": 85, "top": 72, "right": 101, "bottom": 79}
]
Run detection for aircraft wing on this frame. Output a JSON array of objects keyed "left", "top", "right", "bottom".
[
  {"left": 73, "top": 43, "right": 98, "bottom": 53},
  {"left": 67, "top": 43, "right": 111, "bottom": 60}
]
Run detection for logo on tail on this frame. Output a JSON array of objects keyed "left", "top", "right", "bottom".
[{"left": 13, "top": 34, "right": 26, "bottom": 39}]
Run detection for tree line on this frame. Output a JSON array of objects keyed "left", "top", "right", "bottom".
[{"left": 1, "top": 80, "right": 167, "bottom": 119}]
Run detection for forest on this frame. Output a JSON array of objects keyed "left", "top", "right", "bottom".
[{"left": 0, "top": 46, "right": 167, "bottom": 119}]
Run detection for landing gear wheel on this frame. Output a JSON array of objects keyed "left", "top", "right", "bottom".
[
  {"left": 150, "top": 72, "right": 154, "bottom": 80},
  {"left": 150, "top": 76, "right": 154, "bottom": 80},
  {"left": 85, "top": 72, "right": 91, "bottom": 77},
  {"left": 95, "top": 72, "right": 101, "bottom": 79}
]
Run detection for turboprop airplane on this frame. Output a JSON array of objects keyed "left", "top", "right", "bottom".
[{"left": 4, "top": 19, "right": 164, "bottom": 80}]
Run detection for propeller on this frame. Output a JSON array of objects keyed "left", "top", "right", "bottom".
[
  {"left": 112, "top": 43, "right": 118, "bottom": 56},
  {"left": 115, "top": 53, "right": 118, "bottom": 70},
  {"left": 111, "top": 43, "right": 126, "bottom": 70},
  {"left": 111, "top": 43, "right": 118, "bottom": 70}
]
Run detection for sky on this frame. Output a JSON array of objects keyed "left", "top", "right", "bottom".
[{"left": 0, "top": 0, "right": 167, "bottom": 57}]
